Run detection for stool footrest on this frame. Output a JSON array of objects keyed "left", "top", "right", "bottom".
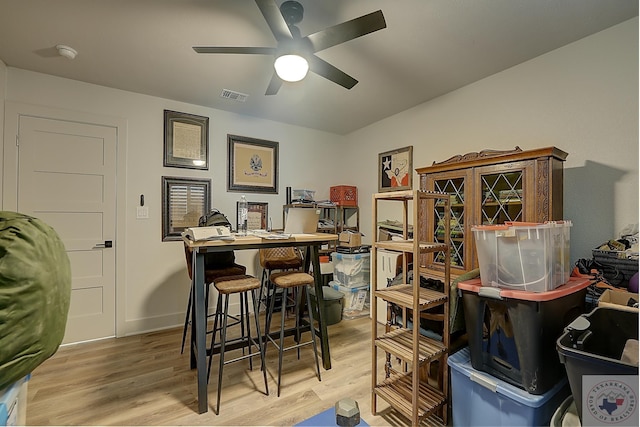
[
  {"left": 223, "top": 346, "right": 263, "bottom": 366},
  {"left": 266, "top": 335, "right": 315, "bottom": 353}
]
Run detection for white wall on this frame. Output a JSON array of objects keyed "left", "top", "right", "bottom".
[
  {"left": 343, "top": 18, "right": 639, "bottom": 263},
  {"left": 2, "top": 69, "right": 344, "bottom": 335},
  {"left": 2, "top": 18, "right": 638, "bottom": 336},
  {"left": 0, "top": 59, "right": 6, "bottom": 203}
]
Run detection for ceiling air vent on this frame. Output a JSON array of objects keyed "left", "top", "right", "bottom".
[{"left": 220, "top": 89, "right": 248, "bottom": 103}]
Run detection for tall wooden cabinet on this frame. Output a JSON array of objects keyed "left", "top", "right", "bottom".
[
  {"left": 416, "top": 146, "right": 567, "bottom": 277},
  {"left": 371, "top": 190, "right": 451, "bottom": 425}
]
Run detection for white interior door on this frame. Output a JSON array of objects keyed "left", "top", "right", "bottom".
[{"left": 17, "top": 115, "right": 117, "bottom": 344}]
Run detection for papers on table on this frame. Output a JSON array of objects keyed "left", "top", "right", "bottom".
[
  {"left": 183, "top": 226, "right": 235, "bottom": 241},
  {"left": 249, "top": 230, "right": 292, "bottom": 240}
]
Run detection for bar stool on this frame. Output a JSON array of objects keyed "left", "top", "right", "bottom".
[
  {"left": 181, "top": 244, "right": 246, "bottom": 353},
  {"left": 208, "top": 274, "right": 269, "bottom": 415},
  {"left": 264, "top": 271, "right": 321, "bottom": 396},
  {"left": 258, "top": 247, "right": 304, "bottom": 312}
]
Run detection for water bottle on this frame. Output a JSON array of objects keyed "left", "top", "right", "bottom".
[{"left": 237, "top": 195, "right": 248, "bottom": 235}]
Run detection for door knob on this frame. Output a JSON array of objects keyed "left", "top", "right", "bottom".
[{"left": 95, "top": 240, "right": 113, "bottom": 248}]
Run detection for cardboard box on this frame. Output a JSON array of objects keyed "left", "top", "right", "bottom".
[
  {"left": 338, "top": 231, "right": 361, "bottom": 248},
  {"left": 598, "top": 289, "right": 639, "bottom": 312},
  {"left": 378, "top": 228, "right": 392, "bottom": 241}
]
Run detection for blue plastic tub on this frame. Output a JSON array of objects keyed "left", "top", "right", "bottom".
[
  {"left": 0, "top": 375, "right": 29, "bottom": 426},
  {"left": 448, "top": 347, "right": 570, "bottom": 426}
]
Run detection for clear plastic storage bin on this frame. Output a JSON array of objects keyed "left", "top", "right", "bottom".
[
  {"left": 292, "top": 189, "right": 315, "bottom": 201},
  {"left": 472, "top": 221, "right": 571, "bottom": 292},
  {"left": 331, "top": 252, "right": 370, "bottom": 287},
  {"left": 329, "top": 281, "right": 370, "bottom": 319}
]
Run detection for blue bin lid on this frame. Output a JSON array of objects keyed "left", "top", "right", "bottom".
[
  {"left": 331, "top": 252, "right": 370, "bottom": 261},
  {"left": 447, "top": 347, "right": 567, "bottom": 407},
  {"left": 329, "top": 280, "right": 369, "bottom": 292}
]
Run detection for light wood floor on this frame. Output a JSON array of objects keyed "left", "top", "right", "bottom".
[{"left": 26, "top": 313, "right": 447, "bottom": 426}]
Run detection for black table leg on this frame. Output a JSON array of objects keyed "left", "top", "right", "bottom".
[
  {"left": 192, "top": 248, "right": 208, "bottom": 414},
  {"left": 309, "top": 245, "right": 331, "bottom": 370}
]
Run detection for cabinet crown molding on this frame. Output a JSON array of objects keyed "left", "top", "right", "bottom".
[{"left": 416, "top": 146, "right": 567, "bottom": 175}]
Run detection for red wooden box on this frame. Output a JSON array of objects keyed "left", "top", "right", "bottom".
[{"left": 330, "top": 185, "right": 358, "bottom": 206}]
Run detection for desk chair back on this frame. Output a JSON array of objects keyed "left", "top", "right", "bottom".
[
  {"left": 258, "top": 247, "right": 304, "bottom": 312},
  {"left": 184, "top": 244, "right": 245, "bottom": 283},
  {"left": 181, "top": 243, "right": 246, "bottom": 354},
  {"left": 259, "top": 247, "right": 303, "bottom": 270}
]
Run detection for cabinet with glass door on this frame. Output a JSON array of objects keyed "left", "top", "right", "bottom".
[{"left": 417, "top": 146, "right": 567, "bottom": 276}]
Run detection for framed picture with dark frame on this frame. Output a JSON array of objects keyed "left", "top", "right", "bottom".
[
  {"left": 163, "top": 109, "right": 209, "bottom": 170},
  {"left": 378, "top": 145, "right": 413, "bottom": 192},
  {"left": 227, "top": 134, "right": 278, "bottom": 194},
  {"left": 239, "top": 201, "right": 269, "bottom": 231},
  {"left": 162, "top": 176, "right": 211, "bottom": 241}
]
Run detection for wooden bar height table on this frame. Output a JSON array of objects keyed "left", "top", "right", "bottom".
[{"left": 183, "top": 232, "right": 338, "bottom": 414}]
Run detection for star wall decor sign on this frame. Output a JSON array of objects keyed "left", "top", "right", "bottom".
[{"left": 378, "top": 146, "right": 413, "bottom": 192}]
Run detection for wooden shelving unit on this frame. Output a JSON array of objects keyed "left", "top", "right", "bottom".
[{"left": 370, "top": 190, "right": 451, "bottom": 425}]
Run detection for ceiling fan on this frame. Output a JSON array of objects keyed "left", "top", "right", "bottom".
[{"left": 193, "top": 0, "right": 386, "bottom": 95}]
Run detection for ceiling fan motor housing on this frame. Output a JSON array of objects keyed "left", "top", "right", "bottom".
[{"left": 280, "top": 1, "right": 304, "bottom": 26}]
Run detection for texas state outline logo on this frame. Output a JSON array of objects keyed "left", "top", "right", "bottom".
[{"left": 583, "top": 376, "right": 638, "bottom": 426}]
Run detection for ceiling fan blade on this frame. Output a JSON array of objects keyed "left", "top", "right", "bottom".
[
  {"left": 265, "top": 72, "right": 283, "bottom": 95},
  {"left": 308, "top": 55, "right": 358, "bottom": 90},
  {"left": 255, "top": 0, "right": 293, "bottom": 41},
  {"left": 193, "top": 46, "right": 276, "bottom": 55},
  {"left": 304, "top": 10, "right": 386, "bottom": 53}
]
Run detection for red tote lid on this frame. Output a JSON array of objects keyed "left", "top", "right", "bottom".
[{"left": 458, "top": 276, "right": 590, "bottom": 301}]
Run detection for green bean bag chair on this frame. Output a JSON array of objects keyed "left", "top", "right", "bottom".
[{"left": 0, "top": 212, "right": 71, "bottom": 390}]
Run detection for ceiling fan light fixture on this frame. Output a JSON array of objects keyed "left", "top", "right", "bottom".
[{"left": 274, "top": 54, "right": 309, "bottom": 82}]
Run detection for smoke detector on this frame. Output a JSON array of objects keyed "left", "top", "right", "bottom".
[{"left": 56, "top": 45, "right": 77, "bottom": 59}]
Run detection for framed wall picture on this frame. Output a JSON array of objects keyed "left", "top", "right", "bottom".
[
  {"left": 163, "top": 110, "right": 209, "bottom": 170},
  {"left": 378, "top": 145, "right": 413, "bottom": 192},
  {"left": 228, "top": 134, "right": 278, "bottom": 194},
  {"left": 162, "top": 176, "right": 211, "bottom": 241},
  {"left": 239, "top": 201, "right": 269, "bottom": 230}
]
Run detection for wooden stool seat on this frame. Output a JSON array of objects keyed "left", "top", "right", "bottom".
[
  {"left": 215, "top": 275, "right": 261, "bottom": 294},
  {"left": 270, "top": 271, "right": 314, "bottom": 288}
]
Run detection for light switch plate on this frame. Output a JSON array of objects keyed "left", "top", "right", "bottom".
[{"left": 136, "top": 206, "right": 149, "bottom": 219}]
